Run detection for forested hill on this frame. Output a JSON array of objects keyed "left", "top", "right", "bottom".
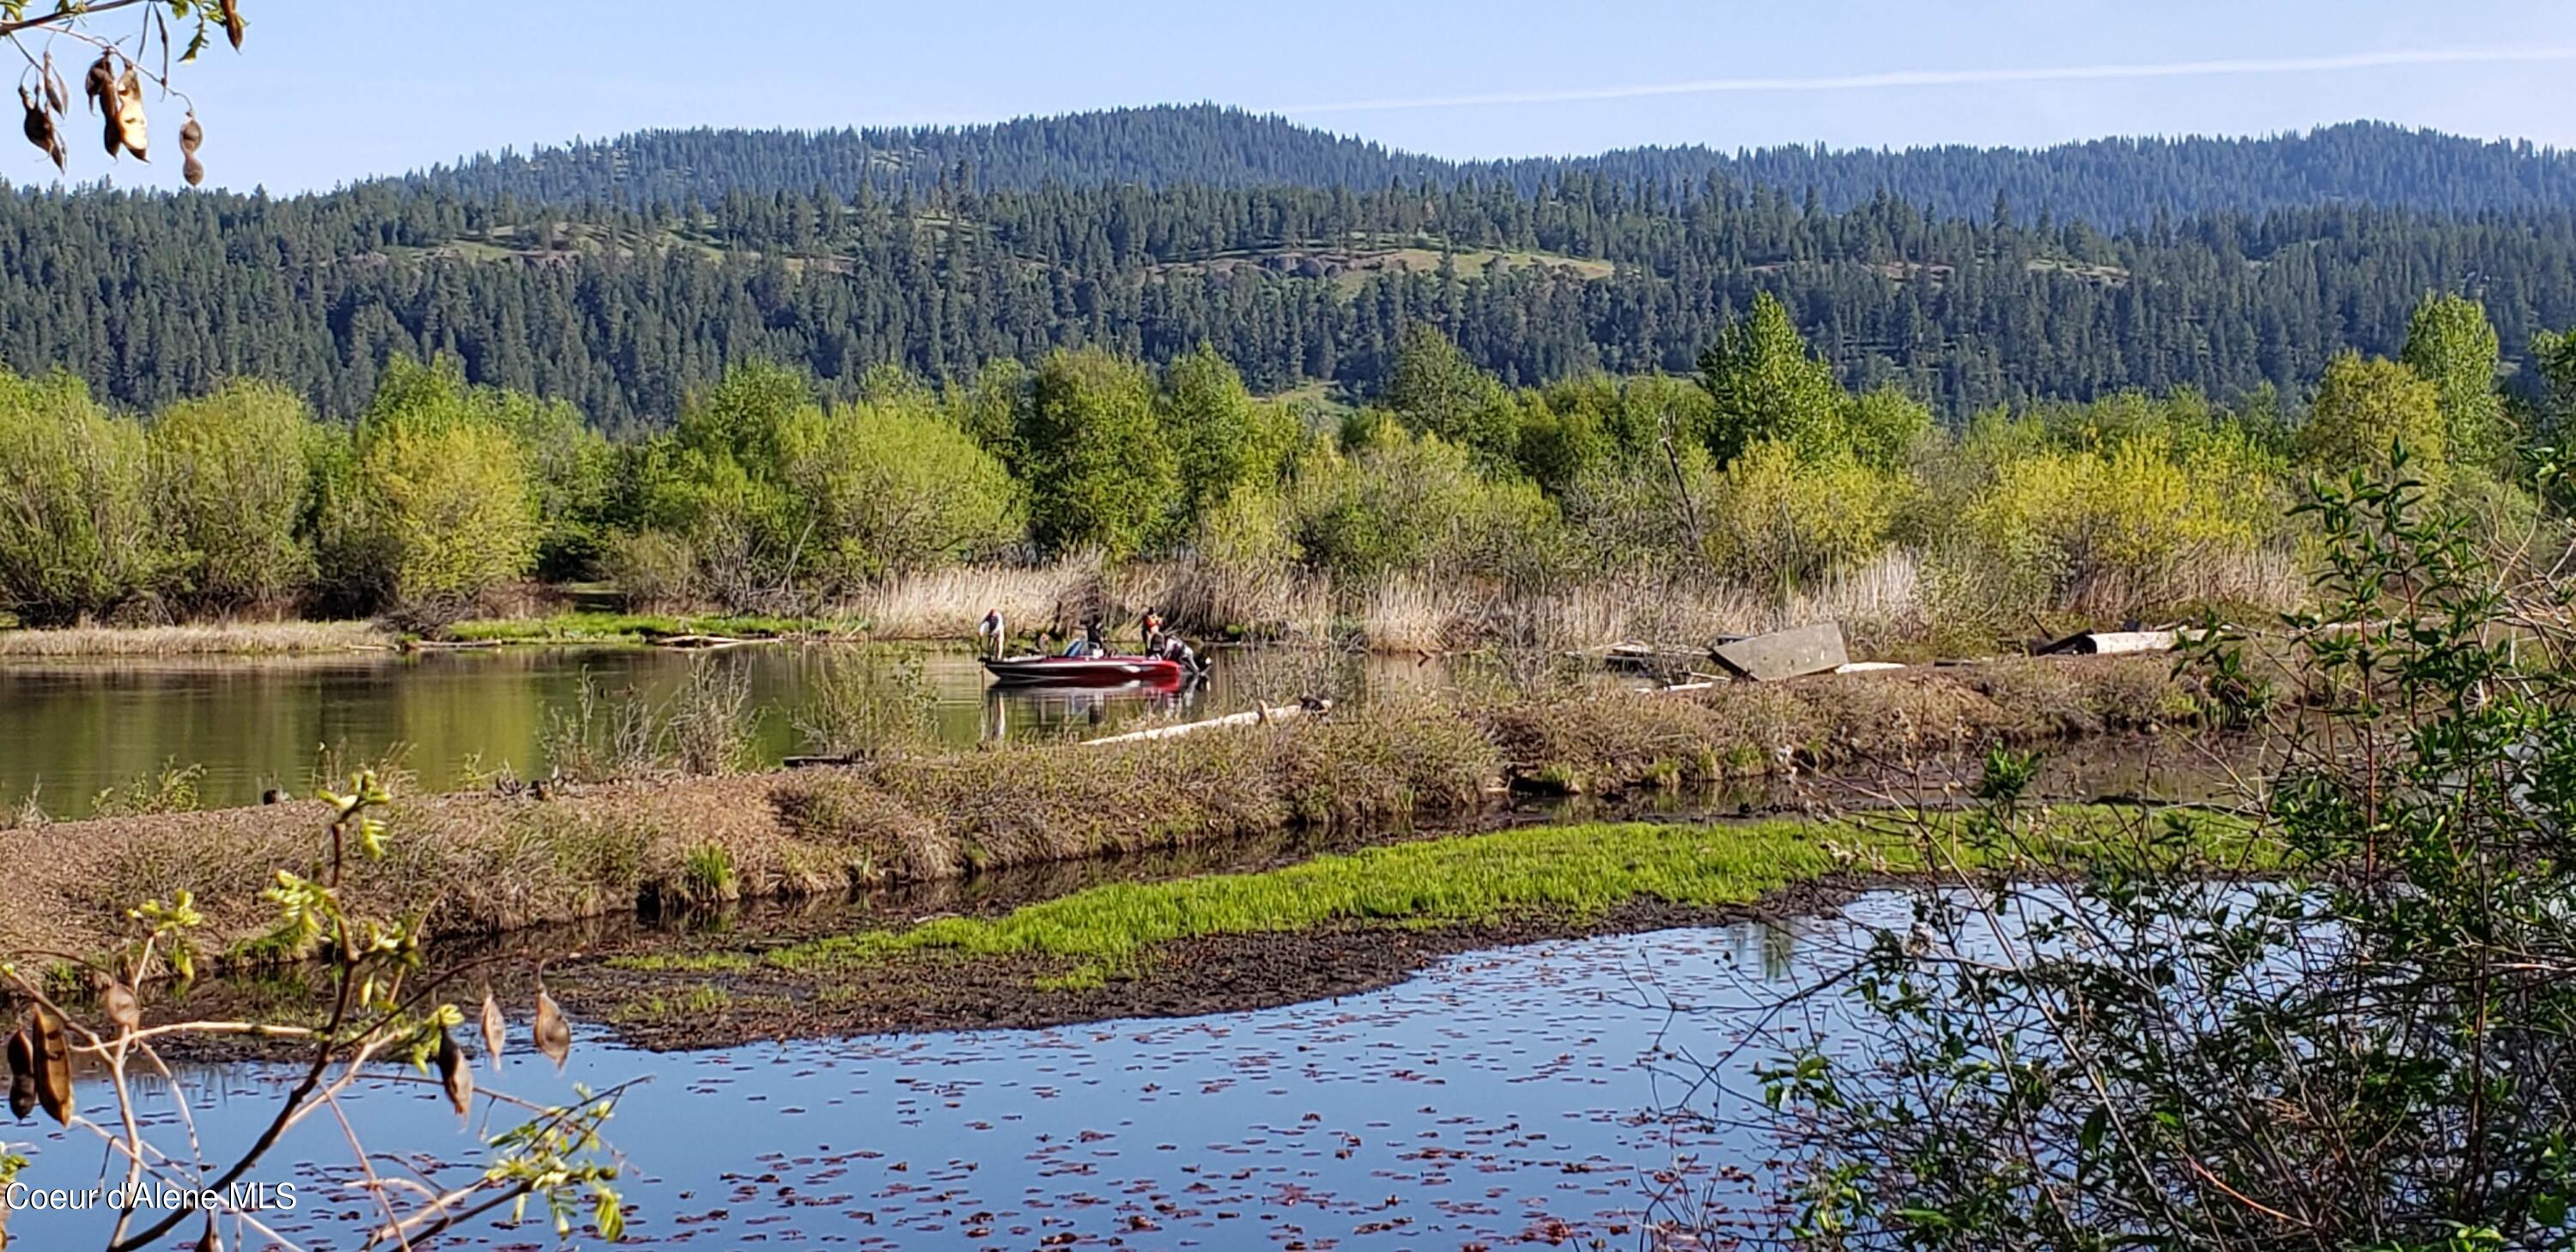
[
  {"left": 410, "top": 106, "right": 2576, "bottom": 227},
  {"left": 14, "top": 171, "right": 2576, "bottom": 430}
]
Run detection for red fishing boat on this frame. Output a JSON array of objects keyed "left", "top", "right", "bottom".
[{"left": 980, "top": 653, "right": 1194, "bottom": 687}]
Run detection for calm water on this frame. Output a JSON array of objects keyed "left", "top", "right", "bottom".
[
  {"left": 0, "top": 646, "right": 1443, "bottom": 810},
  {"left": 0, "top": 898, "right": 1913, "bottom": 1250}
]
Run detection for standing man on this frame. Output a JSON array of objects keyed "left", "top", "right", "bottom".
[{"left": 978, "top": 608, "right": 1006, "bottom": 659}]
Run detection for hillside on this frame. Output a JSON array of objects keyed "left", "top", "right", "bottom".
[
  {"left": 411, "top": 106, "right": 2576, "bottom": 228},
  {"left": 11, "top": 169, "right": 2576, "bottom": 429}
]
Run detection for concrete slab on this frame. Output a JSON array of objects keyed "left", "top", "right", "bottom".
[{"left": 1710, "top": 622, "right": 1850, "bottom": 681}]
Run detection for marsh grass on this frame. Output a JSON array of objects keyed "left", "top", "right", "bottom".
[
  {"left": 0, "top": 619, "right": 386, "bottom": 656},
  {"left": 793, "top": 649, "right": 939, "bottom": 758},
  {"left": 447, "top": 611, "right": 848, "bottom": 643},
  {"left": 767, "top": 807, "right": 2263, "bottom": 986},
  {"left": 849, "top": 562, "right": 1100, "bottom": 641},
  {"left": 539, "top": 661, "right": 758, "bottom": 781}
]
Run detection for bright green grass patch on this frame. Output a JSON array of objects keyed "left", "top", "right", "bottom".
[
  {"left": 764, "top": 807, "right": 2263, "bottom": 986},
  {"left": 447, "top": 611, "right": 858, "bottom": 644}
]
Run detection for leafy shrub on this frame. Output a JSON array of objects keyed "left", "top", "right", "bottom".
[
  {"left": 1702, "top": 439, "right": 1901, "bottom": 590},
  {"left": 0, "top": 370, "right": 161, "bottom": 625},
  {"left": 1024, "top": 347, "right": 1180, "bottom": 557},
  {"left": 1291, "top": 421, "right": 1564, "bottom": 586},
  {"left": 604, "top": 528, "right": 702, "bottom": 610},
  {"left": 791, "top": 394, "right": 1024, "bottom": 582},
  {"left": 148, "top": 380, "right": 317, "bottom": 614},
  {"left": 2297, "top": 351, "right": 2446, "bottom": 473},
  {"left": 317, "top": 358, "right": 542, "bottom": 617}
]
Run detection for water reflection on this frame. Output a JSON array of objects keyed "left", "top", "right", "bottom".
[
  {"left": 0, "top": 646, "right": 1427, "bottom": 808},
  {"left": 0, "top": 896, "right": 1922, "bottom": 1250}
]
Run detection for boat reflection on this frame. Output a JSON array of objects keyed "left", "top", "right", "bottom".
[{"left": 980, "top": 676, "right": 1206, "bottom": 741}]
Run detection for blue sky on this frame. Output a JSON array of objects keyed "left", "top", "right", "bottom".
[{"left": 40, "top": 0, "right": 2576, "bottom": 192}]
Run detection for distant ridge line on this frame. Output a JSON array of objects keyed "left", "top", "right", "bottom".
[{"left": 399, "top": 105, "right": 2576, "bottom": 228}]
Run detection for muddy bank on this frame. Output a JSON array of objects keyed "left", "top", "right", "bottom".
[
  {"left": 0, "top": 655, "right": 2213, "bottom": 963},
  {"left": 562, "top": 879, "right": 1885, "bottom": 1051}
]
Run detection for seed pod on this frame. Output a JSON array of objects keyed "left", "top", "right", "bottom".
[
  {"left": 179, "top": 113, "right": 202, "bottom": 156},
  {"left": 30, "top": 1004, "right": 71, "bottom": 1126},
  {"left": 193, "top": 1217, "right": 219, "bottom": 1252},
  {"left": 223, "top": 2, "right": 246, "bottom": 51},
  {"left": 478, "top": 988, "right": 506, "bottom": 1072},
  {"left": 82, "top": 52, "right": 113, "bottom": 115},
  {"left": 5, "top": 1021, "right": 36, "bottom": 1121},
  {"left": 184, "top": 155, "right": 204, "bottom": 186},
  {"left": 532, "top": 989, "right": 570, "bottom": 1068},
  {"left": 101, "top": 975, "right": 141, "bottom": 1036},
  {"left": 114, "top": 69, "right": 146, "bottom": 161},
  {"left": 41, "top": 53, "right": 66, "bottom": 117},
  {"left": 18, "top": 88, "right": 61, "bottom": 173},
  {"left": 434, "top": 1027, "right": 472, "bottom": 1120}
]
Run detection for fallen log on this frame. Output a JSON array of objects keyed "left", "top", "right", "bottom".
[
  {"left": 397, "top": 638, "right": 501, "bottom": 653},
  {"left": 649, "top": 633, "right": 764, "bottom": 650},
  {"left": 1084, "top": 699, "right": 1333, "bottom": 746},
  {"left": 2035, "top": 629, "right": 2203, "bottom": 657}
]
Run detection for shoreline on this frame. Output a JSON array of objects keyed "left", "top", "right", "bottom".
[
  {"left": 160, "top": 805, "right": 2264, "bottom": 1056},
  {"left": 0, "top": 657, "right": 2217, "bottom": 969}
]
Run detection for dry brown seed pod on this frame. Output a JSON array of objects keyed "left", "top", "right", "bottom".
[
  {"left": 185, "top": 155, "right": 204, "bottom": 186},
  {"left": 5, "top": 1020, "right": 36, "bottom": 1121},
  {"left": 115, "top": 69, "right": 147, "bottom": 161},
  {"left": 532, "top": 989, "right": 570, "bottom": 1068},
  {"left": 42, "top": 53, "right": 65, "bottom": 117},
  {"left": 223, "top": 2, "right": 246, "bottom": 51},
  {"left": 30, "top": 1004, "right": 70, "bottom": 1125},
  {"left": 193, "top": 1217, "right": 218, "bottom": 1252},
  {"left": 19, "top": 88, "right": 61, "bottom": 173},
  {"left": 102, "top": 978, "right": 141, "bottom": 1036},
  {"left": 479, "top": 988, "right": 506, "bottom": 1072},
  {"left": 435, "top": 1026, "right": 473, "bottom": 1120},
  {"left": 179, "top": 113, "right": 202, "bottom": 156},
  {"left": 82, "top": 52, "right": 113, "bottom": 114}
]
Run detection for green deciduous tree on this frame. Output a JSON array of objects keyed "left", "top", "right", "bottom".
[
  {"left": 2298, "top": 351, "right": 2447, "bottom": 473},
  {"left": 147, "top": 380, "right": 316, "bottom": 614},
  {"left": 2401, "top": 292, "right": 2509, "bottom": 469},
  {"left": 0, "top": 371, "right": 160, "bottom": 626},
  {"left": 1703, "top": 440, "right": 1899, "bottom": 591},
  {"left": 1382, "top": 325, "right": 1518, "bottom": 469},
  {"left": 319, "top": 359, "right": 540, "bottom": 618},
  {"left": 793, "top": 396, "right": 1024, "bottom": 580},
  {"left": 1291, "top": 419, "right": 1561, "bottom": 586},
  {"left": 1840, "top": 385, "right": 1935, "bottom": 470},
  {"left": 1160, "top": 343, "right": 1297, "bottom": 527},
  {"left": 1023, "top": 347, "right": 1179, "bottom": 558}
]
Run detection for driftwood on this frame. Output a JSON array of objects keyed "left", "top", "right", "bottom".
[
  {"left": 782, "top": 754, "right": 855, "bottom": 769},
  {"left": 2035, "top": 629, "right": 2208, "bottom": 657},
  {"left": 1834, "top": 660, "right": 1906, "bottom": 674},
  {"left": 397, "top": 638, "right": 500, "bottom": 653},
  {"left": 1084, "top": 699, "right": 1333, "bottom": 746},
  {"left": 649, "top": 633, "right": 764, "bottom": 650}
]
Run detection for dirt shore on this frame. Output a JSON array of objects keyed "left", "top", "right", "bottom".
[
  {"left": 0, "top": 655, "right": 2212, "bottom": 966},
  {"left": 559, "top": 879, "right": 1884, "bottom": 1051}
]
